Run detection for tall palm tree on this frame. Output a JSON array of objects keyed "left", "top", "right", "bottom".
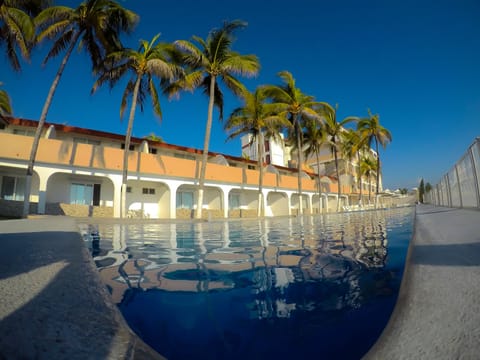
[
  {"left": 360, "top": 155, "right": 377, "bottom": 203},
  {"left": 263, "top": 71, "right": 322, "bottom": 216},
  {"left": 320, "top": 103, "right": 355, "bottom": 212},
  {"left": 166, "top": 20, "right": 259, "bottom": 219},
  {"left": 93, "top": 34, "right": 183, "bottom": 218},
  {"left": 0, "top": 82, "right": 12, "bottom": 117},
  {"left": 21, "top": 0, "right": 137, "bottom": 217},
  {"left": 341, "top": 127, "right": 370, "bottom": 206},
  {"left": 0, "top": 0, "right": 47, "bottom": 71},
  {"left": 224, "top": 87, "right": 289, "bottom": 216},
  {"left": 357, "top": 109, "right": 392, "bottom": 200},
  {"left": 302, "top": 117, "right": 328, "bottom": 213}
]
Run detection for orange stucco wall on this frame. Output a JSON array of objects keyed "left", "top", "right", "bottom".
[{"left": 0, "top": 133, "right": 328, "bottom": 192}]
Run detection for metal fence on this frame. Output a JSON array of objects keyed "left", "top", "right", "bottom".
[{"left": 425, "top": 137, "right": 480, "bottom": 208}]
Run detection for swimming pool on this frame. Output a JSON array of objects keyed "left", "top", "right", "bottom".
[{"left": 83, "top": 207, "right": 414, "bottom": 359}]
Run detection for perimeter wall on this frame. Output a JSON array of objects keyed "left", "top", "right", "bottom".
[{"left": 425, "top": 137, "right": 480, "bottom": 209}]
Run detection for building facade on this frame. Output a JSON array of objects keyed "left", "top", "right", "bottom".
[
  {"left": 241, "top": 131, "right": 383, "bottom": 203},
  {"left": 0, "top": 117, "right": 398, "bottom": 219}
]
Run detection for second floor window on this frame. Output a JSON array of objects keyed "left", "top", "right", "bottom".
[{"left": 121, "top": 143, "right": 135, "bottom": 151}]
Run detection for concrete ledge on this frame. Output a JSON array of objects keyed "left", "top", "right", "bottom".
[
  {"left": 0, "top": 217, "right": 164, "bottom": 359},
  {"left": 364, "top": 205, "right": 480, "bottom": 359}
]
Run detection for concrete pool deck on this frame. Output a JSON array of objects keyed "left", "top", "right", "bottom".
[
  {"left": 365, "top": 204, "right": 480, "bottom": 359},
  {"left": 0, "top": 205, "right": 479, "bottom": 359},
  {"left": 0, "top": 216, "right": 163, "bottom": 359}
]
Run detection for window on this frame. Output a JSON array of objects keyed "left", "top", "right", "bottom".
[
  {"left": 73, "top": 137, "right": 101, "bottom": 145},
  {"left": 264, "top": 140, "right": 270, "bottom": 152},
  {"left": 126, "top": 186, "right": 132, "bottom": 193},
  {"left": 174, "top": 153, "right": 195, "bottom": 160},
  {"left": 176, "top": 191, "right": 193, "bottom": 209},
  {"left": 121, "top": 143, "right": 135, "bottom": 151},
  {"left": 266, "top": 154, "right": 271, "bottom": 164},
  {"left": 13, "top": 128, "right": 35, "bottom": 137},
  {"left": 142, "top": 188, "right": 155, "bottom": 195},
  {"left": 149, "top": 148, "right": 158, "bottom": 154},
  {"left": 0, "top": 176, "right": 25, "bottom": 201},
  {"left": 229, "top": 193, "right": 240, "bottom": 209},
  {"left": 70, "top": 183, "right": 93, "bottom": 205},
  {"left": 70, "top": 183, "right": 101, "bottom": 205}
]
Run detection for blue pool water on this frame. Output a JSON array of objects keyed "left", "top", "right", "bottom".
[{"left": 85, "top": 207, "right": 414, "bottom": 359}]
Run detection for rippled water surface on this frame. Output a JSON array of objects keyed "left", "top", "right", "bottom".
[{"left": 84, "top": 207, "right": 414, "bottom": 360}]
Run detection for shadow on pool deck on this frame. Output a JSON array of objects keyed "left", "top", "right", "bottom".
[
  {"left": 364, "top": 204, "right": 480, "bottom": 359},
  {"left": 0, "top": 218, "right": 163, "bottom": 359},
  {"left": 411, "top": 243, "right": 480, "bottom": 266}
]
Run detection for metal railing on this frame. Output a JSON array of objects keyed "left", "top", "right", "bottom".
[{"left": 425, "top": 137, "right": 480, "bottom": 208}]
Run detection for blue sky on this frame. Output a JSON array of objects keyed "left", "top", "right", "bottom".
[{"left": 2, "top": 0, "right": 480, "bottom": 190}]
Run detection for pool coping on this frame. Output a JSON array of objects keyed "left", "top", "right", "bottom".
[
  {"left": 0, "top": 216, "right": 165, "bottom": 359},
  {"left": 364, "top": 204, "right": 480, "bottom": 359}
]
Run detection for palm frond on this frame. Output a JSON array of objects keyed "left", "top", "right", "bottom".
[
  {"left": 200, "top": 75, "right": 224, "bottom": 119},
  {"left": 2, "top": 33, "right": 21, "bottom": 71},
  {"left": 221, "top": 73, "right": 246, "bottom": 98},
  {"left": 82, "top": 28, "right": 103, "bottom": 69},
  {"left": 0, "top": 88, "right": 13, "bottom": 116},
  {"left": 148, "top": 76, "right": 162, "bottom": 119},
  {"left": 222, "top": 53, "right": 260, "bottom": 77},
  {"left": 36, "top": 19, "right": 71, "bottom": 42},
  {"left": 3, "top": 7, "right": 34, "bottom": 55},
  {"left": 120, "top": 79, "right": 135, "bottom": 118},
  {"left": 41, "top": 28, "right": 74, "bottom": 65},
  {"left": 34, "top": 5, "right": 73, "bottom": 31},
  {"left": 146, "top": 58, "right": 174, "bottom": 80},
  {"left": 174, "top": 39, "right": 203, "bottom": 61}
]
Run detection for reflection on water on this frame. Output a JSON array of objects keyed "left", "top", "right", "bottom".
[{"left": 82, "top": 207, "right": 413, "bottom": 360}]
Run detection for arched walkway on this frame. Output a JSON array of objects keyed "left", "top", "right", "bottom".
[
  {"left": 267, "top": 191, "right": 289, "bottom": 216},
  {"left": 126, "top": 179, "right": 170, "bottom": 218},
  {"left": 46, "top": 172, "right": 115, "bottom": 217}
]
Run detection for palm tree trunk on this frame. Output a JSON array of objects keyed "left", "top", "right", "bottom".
[
  {"left": 257, "top": 131, "right": 264, "bottom": 217},
  {"left": 375, "top": 139, "right": 380, "bottom": 208},
  {"left": 375, "top": 139, "right": 380, "bottom": 195},
  {"left": 368, "top": 173, "right": 372, "bottom": 203},
  {"left": 295, "top": 117, "right": 303, "bottom": 216},
  {"left": 334, "top": 144, "right": 341, "bottom": 212},
  {"left": 316, "top": 149, "right": 321, "bottom": 213},
  {"left": 357, "top": 152, "right": 363, "bottom": 206},
  {"left": 22, "top": 31, "right": 80, "bottom": 218},
  {"left": 196, "top": 75, "right": 216, "bottom": 219},
  {"left": 120, "top": 75, "right": 141, "bottom": 218}
]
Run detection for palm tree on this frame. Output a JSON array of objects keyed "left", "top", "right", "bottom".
[
  {"left": 167, "top": 20, "right": 260, "bottom": 219},
  {"left": 302, "top": 117, "right": 328, "bottom": 213},
  {"left": 341, "top": 128, "right": 359, "bottom": 203},
  {"left": 93, "top": 34, "right": 183, "bottom": 218},
  {"left": 0, "top": 82, "right": 12, "bottom": 117},
  {"left": 21, "top": 0, "right": 138, "bottom": 217},
  {"left": 320, "top": 103, "right": 355, "bottom": 212},
  {"left": 360, "top": 154, "right": 377, "bottom": 204},
  {"left": 144, "top": 133, "right": 163, "bottom": 142},
  {"left": 357, "top": 109, "right": 392, "bottom": 201},
  {"left": 263, "top": 71, "right": 322, "bottom": 216},
  {"left": 224, "top": 87, "right": 289, "bottom": 216},
  {"left": 0, "top": 0, "right": 47, "bottom": 71}
]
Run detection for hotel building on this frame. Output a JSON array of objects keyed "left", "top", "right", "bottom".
[{"left": 0, "top": 117, "right": 394, "bottom": 219}]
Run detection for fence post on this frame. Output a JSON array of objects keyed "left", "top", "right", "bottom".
[
  {"left": 444, "top": 175, "right": 451, "bottom": 207},
  {"left": 470, "top": 142, "right": 480, "bottom": 208},
  {"left": 454, "top": 164, "right": 463, "bottom": 208}
]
